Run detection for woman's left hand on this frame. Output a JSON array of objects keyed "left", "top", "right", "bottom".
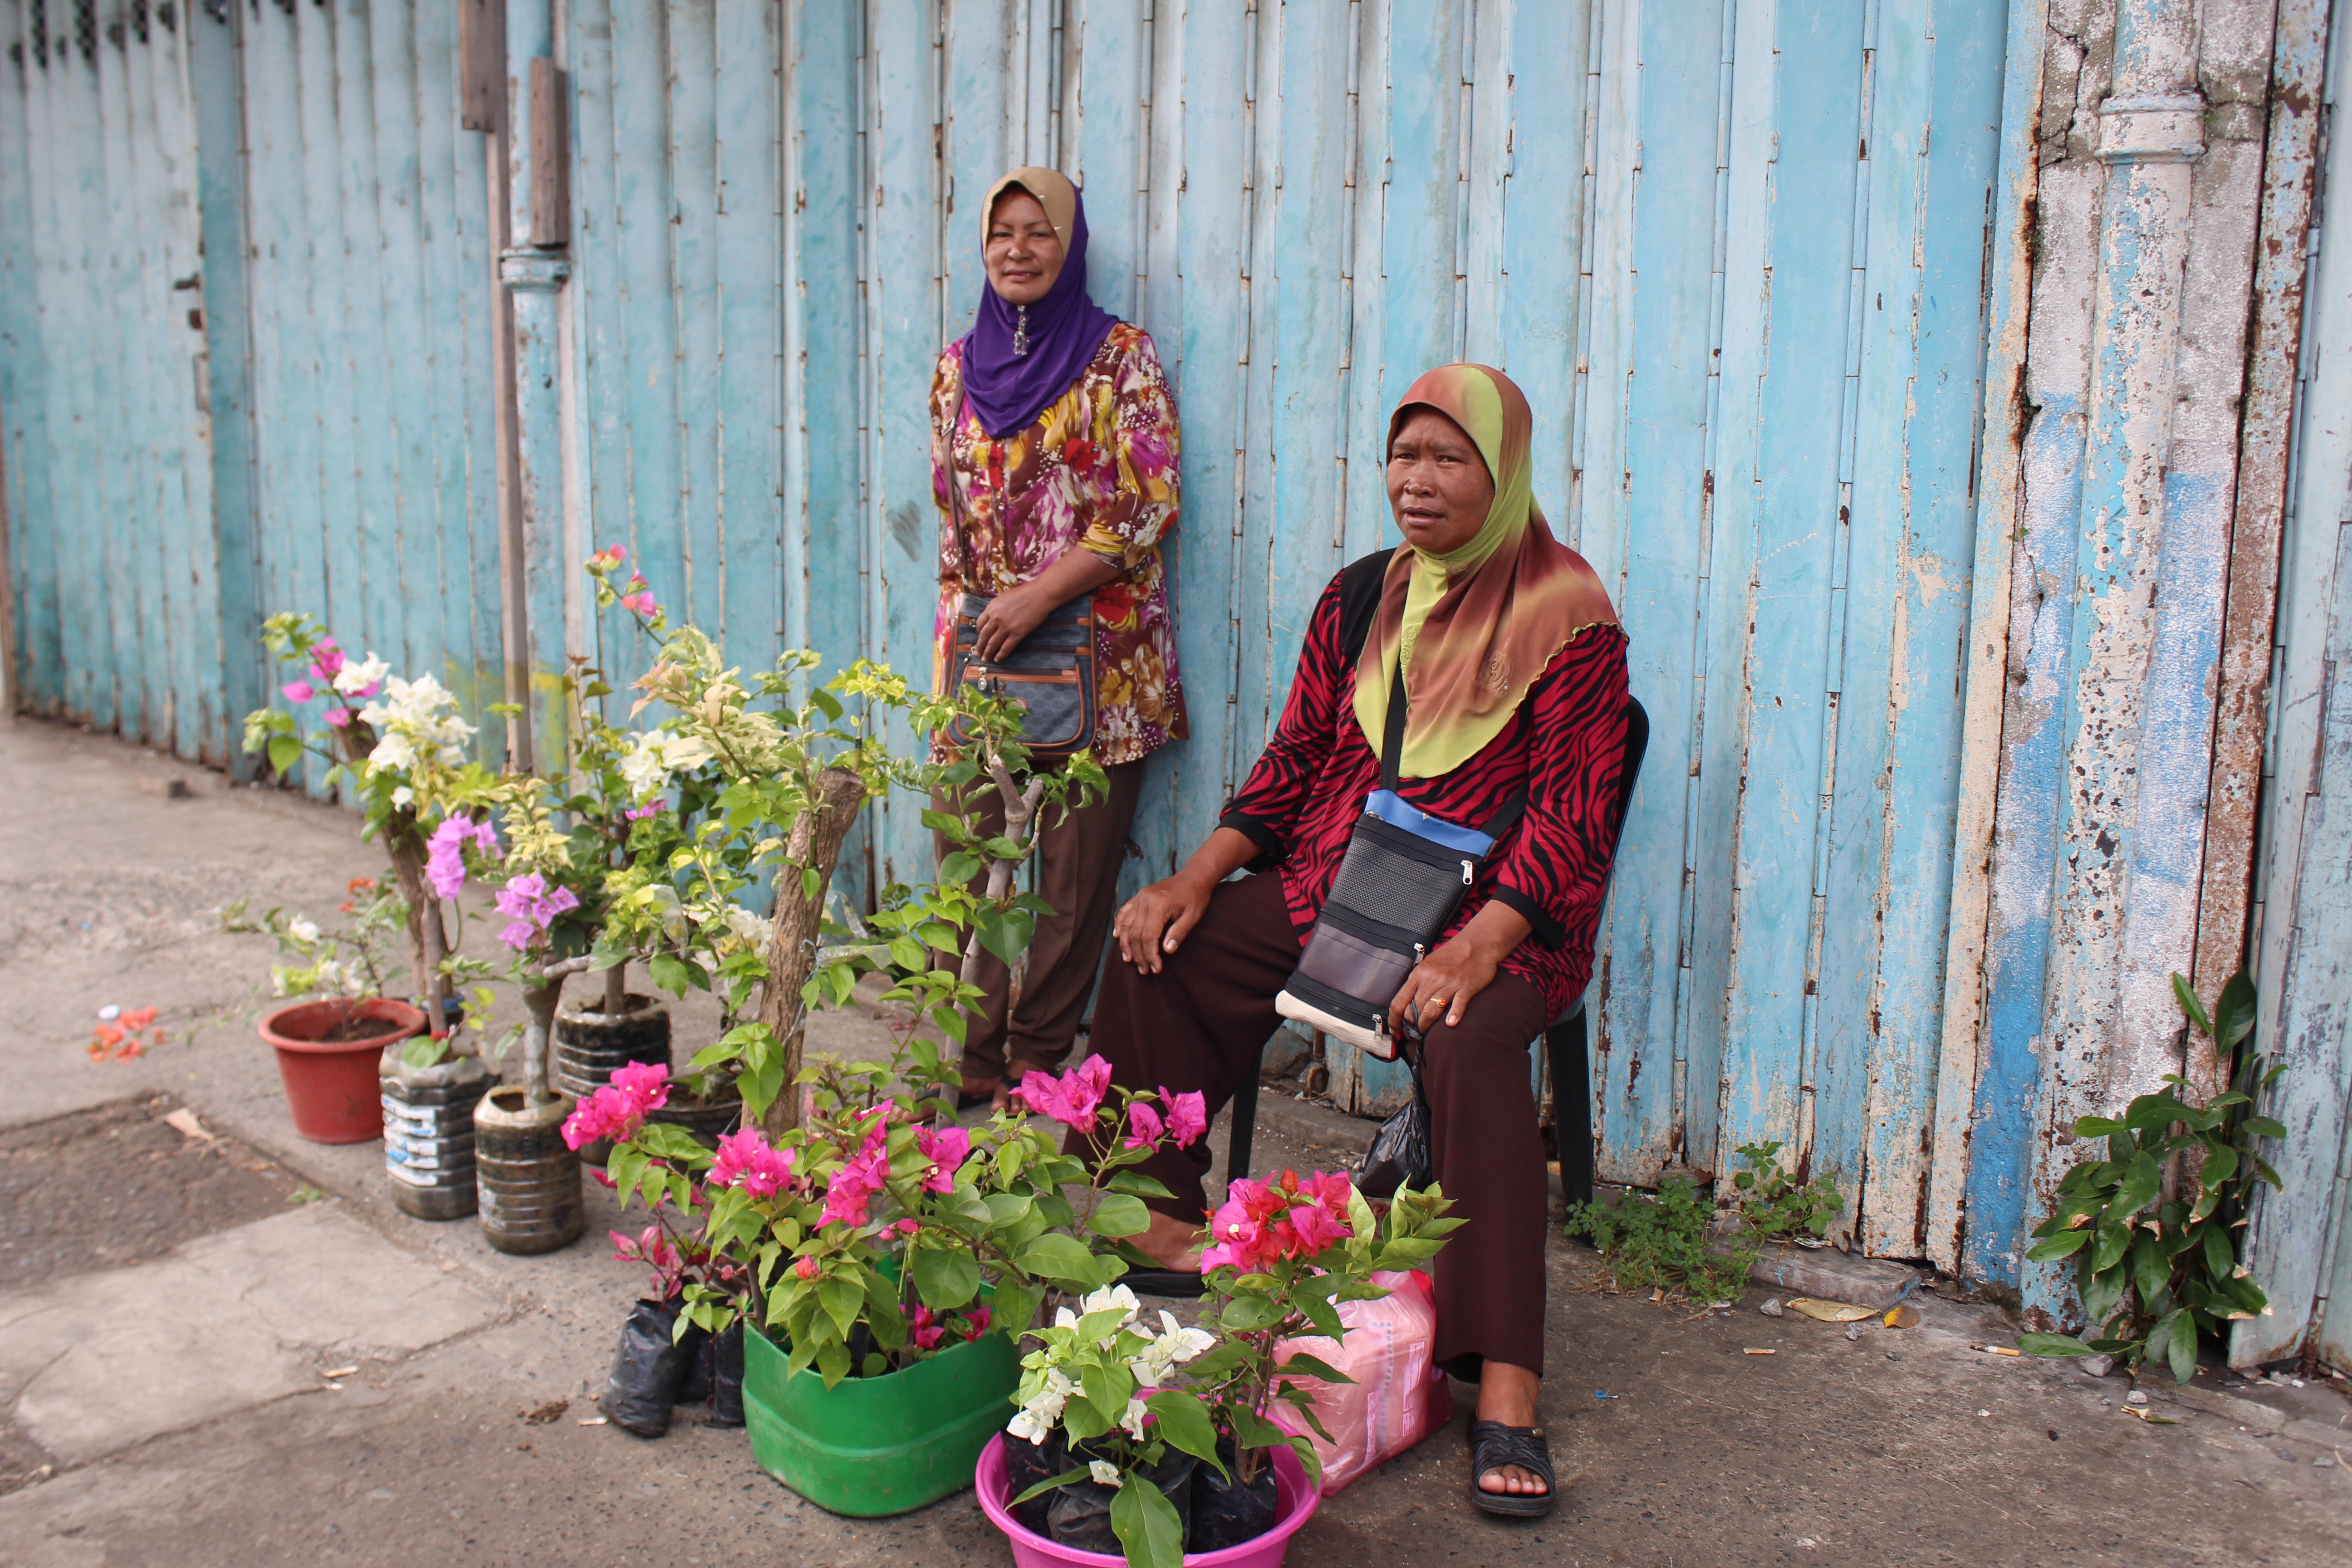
[{"left": 1386, "top": 901, "right": 1533, "bottom": 1038}]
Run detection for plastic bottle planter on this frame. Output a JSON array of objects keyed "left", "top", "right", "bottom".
[
  {"left": 381, "top": 1070, "right": 490, "bottom": 1221},
  {"left": 643, "top": 1086, "right": 745, "bottom": 1148},
  {"left": 553, "top": 993, "right": 671, "bottom": 1098},
  {"left": 742, "top": 1318, "right": 1021, "bottom": 1517},
  {"left": 472, "top": 1087, "right": 584, "bottom": 1255},
  {"left": 975, "top": 1436, "right": 1320, "bottom": 1568},
  {"left": 258, "top": 999, "right": 426, "bottom": 1144},
  {"left": 553, "top": 995, "right": 671, "bottom": 1164}
]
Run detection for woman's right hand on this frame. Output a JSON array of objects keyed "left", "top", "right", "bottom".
[{"left": 1115, "top": 872, "right": 1215, "bottom": 973}]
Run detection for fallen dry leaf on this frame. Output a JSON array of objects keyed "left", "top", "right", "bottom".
[{"left": 1787, "top": 1298, "right": 1876, "bottom": 1323}]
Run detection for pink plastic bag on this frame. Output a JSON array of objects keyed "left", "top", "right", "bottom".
[{"left": 1267, "top": 1269, "right": 1453, "bottom": 1496}]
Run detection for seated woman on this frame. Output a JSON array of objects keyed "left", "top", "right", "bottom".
[{"left": 1074, "top": 363, "right": 1628, "bottom": 1519}]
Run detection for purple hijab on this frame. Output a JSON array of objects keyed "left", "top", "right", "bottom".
[{"left": 959, "top": 167, "right": 1120, "bottom": 439}]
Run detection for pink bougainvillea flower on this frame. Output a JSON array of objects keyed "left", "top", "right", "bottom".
[
  {"left": 963, "top": 1304, "right": 992, "bottom": 1339},
  {"left": 1296, "top": 1168, "right": 1355, "bottom": 1218},
  {"left": 623, "top": 592, "right": 659, "bottom": 617},
  {"left": 1199, "top": 1176, "right": 1298, "bottom": 1273},
  {"left": 1123, "top": 1101, "right": 1166, "bottom": 1152},
  {"left": 309, "top": 641, "right": 344, "bottom": 680},
  {"left": 1011, "top": 1055, "right": 1113, "bottom": 1132},
  {"left": 793, "top": 1255, "right": 819, "bottom": 1280},
  {"left": 818, "top": 1124, "right": 891, "bottom": 1231},
  {"left": 424, "top": 816, "right": 501, "bottom": 901},
  {"left": 624, "top": 801, "right": 665, "bottom": 821},
  {"left": 908, "top": 1304, "right": 946, "bottom": 1352},
  {"left": 494, "top": 872, "right": 580, "bottom": 950},
  {"left": 281, "top": 680, "right": 315, "bottom": 704},
  {"left": 914, "top": 1124, "right": 970, "bottom": 1193},
  {"left": 1286, "top": 1201, "right": 1350, "bottom": 1258},
  {"left": 1164, "top": 1090, "right": 1209, "bottom": 1148},
  {"left": 893, "top": 1218, "right": 921, "bottom": 1237},
  {"left": 322, "top": 707, "right": 353, "bottom": 729},
  {"left": 710, "top": 1127, "right": 796, "bottom": 1200},
  {"left": 560, "top": 1062, "right": 669, "bottom": 1150}
]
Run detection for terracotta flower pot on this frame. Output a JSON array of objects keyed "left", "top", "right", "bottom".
[{"left": 260, "top": 998, "right": 426, "bottom": 1144}]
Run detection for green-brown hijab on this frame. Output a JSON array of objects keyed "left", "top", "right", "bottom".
[{"left": 1352, "top": 364, "right": 1618, "bottom": 778}]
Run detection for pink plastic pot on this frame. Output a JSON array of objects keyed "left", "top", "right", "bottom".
[{"left": 974, "top": 1435, "right": 1320, "bottom": 1568}]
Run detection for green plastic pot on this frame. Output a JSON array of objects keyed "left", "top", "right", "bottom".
[{"left": 743, "top": 1318, "right": 1021, "bottom": 1517}]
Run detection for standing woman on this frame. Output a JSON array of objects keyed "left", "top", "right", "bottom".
[{"left": 931, "top": 167, "right": 1188, "bottom": 1108}]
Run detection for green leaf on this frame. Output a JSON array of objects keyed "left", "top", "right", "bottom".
[
  {"left": 2199, "top": 1225, "right": 2234, "bottom": 1282},
  {"left": 2016, "top": 1333, "right": 2095, "bottom": 1358},
  {"left": 1272, "top": 1351, "right": 1353, "bottom": 1386},
  {"left": 1143, "top": 1390, "right": 1227, "bottom": 1476},
  {"left": 1109, "top": 1472, "right": 1187, "bottom": 1568},
  {"left": 2131, "top": 1236, "right": 2171, "bottom": 1313},
  {"left": 990, "top": 1279, "right": 1044, "bottom": 1338},
  {"left": 2171, "top": 972, "right": 2214, "bottom": 1039},
  {"left": 1009, "top": 1466, "right": 1091, "bottom": 1509},
  {"left": 1089, "top": 1193, "right": 1152, "bottom": 1240},
  {"left": 266, "top": 734, "right": 303, "bottom": 778},
  {"left": 647, "top": 952, "right": 700, "bottom": 996},
  {"left": 2124, "top": 1095, "right": 2185, "bottom": 1133},
  {"left": 2244, "top": 1116, "right": 2287, "bottom": 1141},
  {"left": 2113, "top": 1150, "right": 2162, "bottom": 1216},
  {"left": 2073, "top": 1116, "right": 2126, "bottom": 1138},
  {"left": 2160, "top": 1308, "right": 2197, "bottom": 1385},
  {"left": 1015, "top": 1234, "right": 1101, "bottom": 1285},
  {"left": 909, "top": 1245, "right": 982, "bottom": 1310},
  {"left": 2213, "top": 970, "right": 2257, "bottom": 1051},
  {"left": 815, "top": 1277, "right": 862, "bottom": 1340},
  {"left": 938, "top": 851, "right": 982, "bottom": 887},
  {"left": 2090, "top": 1225, "right": 2133, "bottom": 1274},
  {"left": 1105, "top": 1170, "right": 1176, "bottom": 1201},
  {"left": 2026, "top": 1229, "right": 2093, "bottom": 1263}
]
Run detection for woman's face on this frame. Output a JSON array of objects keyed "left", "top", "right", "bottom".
[
  {"left": 985, "top": 189, "right": 1065, "bottom": 307},
  {"left": 1386, "top": 408, "right": 1495, "bottom": 555}
]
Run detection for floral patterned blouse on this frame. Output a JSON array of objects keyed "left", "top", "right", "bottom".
[{"left": 930, "top": 322, "right": 1188, "bottom": 766}]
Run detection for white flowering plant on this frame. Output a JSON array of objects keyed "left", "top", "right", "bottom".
[{"left": 241, "top": 614, "right": 501, "bottom": 1051}]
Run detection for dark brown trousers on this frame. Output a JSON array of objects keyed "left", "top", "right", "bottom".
[
  {"left": 1077, "top": 870, "right": 1554, "bottom": 1378},
  {"left": 931, "top": 759, "right": 1144, "bottom": 1082}
]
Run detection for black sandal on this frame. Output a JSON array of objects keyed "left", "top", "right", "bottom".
[{"left": 1468, "top": 1420, "right": 1555, "bottom": 1518}]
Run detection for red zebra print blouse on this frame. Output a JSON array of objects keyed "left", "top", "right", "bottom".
[{"left": 1220, "top": 566, "right": 1631, "bottom": 1023}]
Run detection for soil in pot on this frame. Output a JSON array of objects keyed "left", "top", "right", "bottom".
[
  {"left": 473, "top": 1088, "right": 583, "bottom": 1255},
  {"left": 1048, "top": 1441, "right": 1199, "bottom": 1556},
  {"left": 1190, "top": 1436, "right": 1282, "bottom": 1553},
  {"left": 261, "top": 998, "right": 426, "bottom": 1144}
]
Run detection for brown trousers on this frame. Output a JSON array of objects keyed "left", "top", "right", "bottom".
[
  {"left": 931, "top": 759, "right": 1143, "bottom": 1081},
  {"left": 1077, "top": 870, "right": 1554, "bottom": 1379}
]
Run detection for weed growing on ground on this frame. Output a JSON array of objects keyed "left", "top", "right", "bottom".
[{"left": 1565, "top": 1143, "right": 1845, "bottom": 1302}]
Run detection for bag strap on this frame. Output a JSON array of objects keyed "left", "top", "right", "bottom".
[
  {"left": 1376, "top": 657, "right": 1530, "bottom": 846},
  {"left": 1338, "top": 548, "right": 1395, "bottom": 666}
]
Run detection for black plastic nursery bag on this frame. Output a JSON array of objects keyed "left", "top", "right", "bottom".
[{"left": 599, "top": 1298, "right": 693, "bottom": 1437}]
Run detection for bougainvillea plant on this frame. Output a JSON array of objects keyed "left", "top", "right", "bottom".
[
  {"left": 1003, "top": 1174, "right": 1460, "bottom": 1568},
  {"left": 593, "top": 1040, "right": 1206, "bottom": 1388}
]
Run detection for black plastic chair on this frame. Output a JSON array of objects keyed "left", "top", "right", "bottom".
[{"left": 1225, "top": 696, "right": 1650, "bottom": 1193}]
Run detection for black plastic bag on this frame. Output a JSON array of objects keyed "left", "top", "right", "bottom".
[
  {"left": 599, "top": 1298, "right": 692, "bottom": 1436},
  {"left": 707, "top": 1321, "right": 745, "bottom": 1429},
  {"left": 1051, "top": 1443, "right": 1198, "bottom": 1555},
  {"left": 1358, "top": 1050, "right": 1431, "bottom": 1198},
  {"left": 676, "top": 1320, "right": 714, "bottom": 1404},
  {"left": 1190, "top": 1434, "right": 1280, "bottom": 1552},
  {"left": 1001, "top": 1428, "right": 1067, "bottom": 1537}
]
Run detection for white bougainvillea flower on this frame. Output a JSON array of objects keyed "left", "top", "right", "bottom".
[{"left": 1088, "top": 1461, "right": 1123, "bottom": 1488}]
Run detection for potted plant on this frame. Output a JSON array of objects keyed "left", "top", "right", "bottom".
[
  {"left": 225, "top": 883, "right": 430, "bottom": 1144},
  {"left": 977, "top": 1176, "right": 1460, "bottom": 1568},
  {"left": 596, "top": 1026, "right": 1205, "bottom": 1514}
]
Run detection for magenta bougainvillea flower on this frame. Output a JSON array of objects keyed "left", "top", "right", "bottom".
[
  {"left": 1010, "top": 1055, "right": 1113, "bottom": 1132},
  {"left": 914, "top": 1124, "right": 970, "bottom": 1193},
  {"left": 282, "top": 680, "right": 315, "bottom": 704},
  {"left": 818, "top": 1123, "right": 891, "bottom": 1230},
  {"left": 1119, "top": 1088, "right": 1209, "bottom": 1152},
  {"left": 1123, "top": 1101, "right": 1166, "bottom": 1151},
  {"left": 710, "top": 1127, "right": 798, "bottom": 1200},
  {"left": 424, "top": 816, "right": 501, "bottom": 900},
  {"left": 494, "top": 872, "right": 580, "bottom": 950},
  {"left": 561, "top": 1061, "right": 671, "bottom": 1150},
  {"left": 1198, "top": 1168, "right": 1359, "bottom": 1273}
]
